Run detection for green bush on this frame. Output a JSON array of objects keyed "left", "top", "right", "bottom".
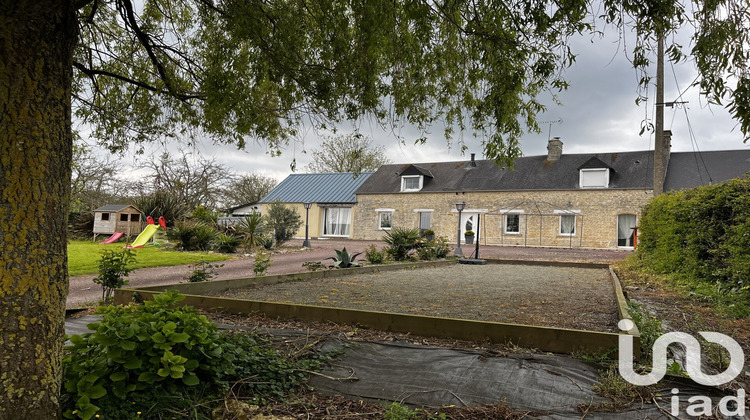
[
  {"left": 383, "top": 226, "right": 423, "bottom": 261},
  {"left": 185, "top": 260, "right": 224, "bottom": 282},
  {"left": 192, "top": 205, "right": 218, "bottom": 224},
  {"left": 365, "top": 244, "right": 386, "bottom": 264},
  {"left": 92, "top": 249, "right": 137, "bottom": 302},
  {"left": 62, "top": 291, "right": 333, "bottom": 419},
  {"left": 254, "top": 249, "right": 273, "bottom": 276},
  {"left": 168, "top": 221, "right": 218, "bottom": 251},
  {"left": 328, "top": 248, "right": 362, "bottom": 268},
  {"left": 236, "top": 213, "right": 265, "bottom": 251},
  {"left": 134, "top": 191, "right": 190, "bottom": 227},
  {"left": 636, "top": 176, "right": 750, "bottom": 315},
  {"left": 214, "top": 233, "right": 242, "bottom": 253},
  {"left": 263, "top": 200, "right": 302, "bottom": 246},
  {"left": 416, "top": 237, "right": 451, "bottom": 261}
]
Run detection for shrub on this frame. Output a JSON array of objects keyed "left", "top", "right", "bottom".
[
  {"left": 134, "top": 191, "right": 190, "bottom": 227},
  {"left": 254, "top": 249, "right": 273, "bottom": 276},
  {"left": 192, "top": 206, "right": 218, "bottom": 224},
  {"left": 636, "top": 176, "right": 750, "bottom": 315},
  {"left": 464, "top": 230, "right": 475, "bottom": 237},
  {"left": 383, "top": 226, "right": 423, "bottom": 261},
  {"left": 62, "top": 291, "right": 333, "bottom": 419},
  {"left": 627, "top": 302, "right": 664, "bottom": 360},
  {"left": 192, "top": 223, "right": 218, "bottom": 251},
  {"left": 263, "top": 200, "right": 302, "bottom": 246},
  {"left": 302, "top": 261, "right": 325, "bottom": 271},
  {"left": 236, "top": 213, "right": 264, "bottom": 251},
  {"left": 168, "top": 220, "right": 218, "bottom": 251},
  {"left": 416, "top": 237, "right": 451, "bottom": 261},
  {"left": 328, "top": 248, "right": 362, "bottom": 268},
  {"left": 214, "top": 233, "right": 242, "bottom": 253},
  {"left": 185, "top": 260, "right": 224, "bottom": 282},
  {"left": 257, "top": 235, "right": 274, "bottom": 250},
  {"left": 92, "top": 249, "right": 137, "bottom": 302},
  {"left": 365, "top": 244, "right": 386, "bottom": 264}
]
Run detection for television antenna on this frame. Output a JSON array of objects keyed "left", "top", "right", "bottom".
[{"left": 539, "top": 119, "right": 563, "bottom": 140}]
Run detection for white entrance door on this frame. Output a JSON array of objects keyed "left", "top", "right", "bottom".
[{"left": 461, "top": 212, "right": 480, "bottom": 240}]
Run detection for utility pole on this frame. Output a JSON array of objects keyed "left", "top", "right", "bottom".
[{"left": 653, "top": 35, "right": 670, "bottom": 196}]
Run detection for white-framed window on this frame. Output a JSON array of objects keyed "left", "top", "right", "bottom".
[
  {"left": 379, "top": 212, "right": 392, "bottom": 230},
  {"left": 617, "top": 214, "right": 637, "bottom": 247},
  {"left": 375, "top": 208, "right": 394, "bottom": 230},
  {"left": 579, "top": 168, "right": 609, "bottom": 188},
  {"left": 401, "top": 175, "right": 423, "bottom": 192},
  {"left": 101, "top": 213, "right": 110, "bottom": 221},
  {"left": 419, "top": 212, "right": 431, "bottom": 232},
  {"left": 554, "top": 210, "right": 580, "bottom": 236},
  {"left": 559, "top": 215, "right": 576, "bottom": 236},
  {"left": 323, "top": 207, "right": 351, "bottom": 236},
  {"left": 505, "top": 214, "right": 520, "bottom": 234}
]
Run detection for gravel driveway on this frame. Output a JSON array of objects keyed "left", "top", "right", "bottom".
[
  {"left": 67, "top": 238, "right": 629, "bottom": 309},
  {"left": 214, "top": 263, "right": 620, "bottom": 333}
]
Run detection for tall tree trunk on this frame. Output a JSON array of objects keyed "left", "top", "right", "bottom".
[{"left": 0, "top": 1, "right": 77, "bottom": 417}]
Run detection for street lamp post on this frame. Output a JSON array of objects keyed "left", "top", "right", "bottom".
[
  {"left": 454, "top": 202, "right": 465, "bottom": 256},
  {"left": 303, "top": 202, "right": 312, "bottom": 248}
]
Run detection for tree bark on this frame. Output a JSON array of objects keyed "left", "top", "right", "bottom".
[{"left": 0, "top": 1, "right": 77, "bottom": 417}]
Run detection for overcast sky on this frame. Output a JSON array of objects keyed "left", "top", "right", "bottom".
[{"left": 88, "top": 27, "right": 748, "bottom": 183}]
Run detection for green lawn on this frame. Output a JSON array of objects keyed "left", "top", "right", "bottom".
[{"left": 68, "top": 240, "right": 232, "bottom": 277}]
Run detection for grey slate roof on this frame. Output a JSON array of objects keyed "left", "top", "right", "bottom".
[
  {"left": 93, "top": 204, "right": 138, "bottom": 212},
  {"left": 356, "top": 151, "right": 654, "bottom": 194},
  {"left": 664, "top": 150, "right": 750, "bottom": 191},
  {"left": 259, "top": 172, "right": 374, "bottom": 204}
]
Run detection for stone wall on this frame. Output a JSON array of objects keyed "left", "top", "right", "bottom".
[{"left": 353, "top": 189, "right": 653, "bottom": 249}]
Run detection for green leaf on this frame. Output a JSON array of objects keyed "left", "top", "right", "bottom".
[
  {"left": 151, "top": 332, "right": 166, "bottom": 344},
  {"left": 169, "top": 332, "right": 190, "bottom": 343},
  {"left": 123, "top": 356, "right": 142, "bottom": 370},
  {"left": 82, "top": 373, "right": 99, "bottom": 384},
  {"left": 157, "top": 367, "right": 171, "bottom": 377},
  {"left": 86, "top": 385, "right": 107, "bottom": 399},
  {"left": 109, "top": 371, "right": 128, "bottom": 382},
  {"left": 119, "top": 340, "right": 136, "bottom": 351},
  {"left": 182, "top": 373, "right": 199, "bottom": 386},
  {"left": 95, "top": 334, "right": 117, "bottom": 346},
  {"left": 137, "top": 372, "right": 158, "bottom": 383}
]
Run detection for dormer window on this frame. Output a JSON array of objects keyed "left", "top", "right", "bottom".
[
  {"left": 580, "top": 168, "right": 610, "bottom": 188},
  {"left": 401, "top": 175, "right": 423, "bottom": 192},
  {"left": 578, "top": 157, "right": 613, "bottom": 189}
]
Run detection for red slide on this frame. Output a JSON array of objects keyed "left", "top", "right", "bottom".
[{"left": 99, "top": 232, "right": 125, "bottom": 245}]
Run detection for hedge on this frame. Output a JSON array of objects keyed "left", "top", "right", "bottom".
[{"left": 637, "top": 176, "right": 750, "bottom": 293}]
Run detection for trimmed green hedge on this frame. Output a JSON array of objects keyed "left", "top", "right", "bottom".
[{"left": 637, "top": 176, "right": 750, "bottom": 297}]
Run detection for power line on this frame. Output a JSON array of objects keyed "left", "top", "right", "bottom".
[{"left": 669, "top": 61, "right": 712, "bottom": 185}]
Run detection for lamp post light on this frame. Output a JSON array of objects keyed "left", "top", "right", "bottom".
[
  {"left": 302, "top": 202, "right": 312, "bottom": 248},
  {"left": 454, "top": 202, "right": 465, "bottom": 256}
]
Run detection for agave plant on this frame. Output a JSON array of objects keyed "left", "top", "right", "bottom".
[{"left": 328, "top": 247, "right": 362, "bottom": 269}]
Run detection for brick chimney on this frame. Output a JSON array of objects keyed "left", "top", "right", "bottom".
[{"left": 546, "top": 137, "right": 563, "bottom": 162}]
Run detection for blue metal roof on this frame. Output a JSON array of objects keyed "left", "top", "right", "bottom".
[{"left": 259, "top": 172, "right": 373, "bottom": 204}]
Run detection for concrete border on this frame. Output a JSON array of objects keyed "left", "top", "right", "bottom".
[{"left": 113, "top": 260, "right": 640, "bottom": 357}]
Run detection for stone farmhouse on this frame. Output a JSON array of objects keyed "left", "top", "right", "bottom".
[{"left": 351, "top": 136, "right": 750, "bottom": 249}]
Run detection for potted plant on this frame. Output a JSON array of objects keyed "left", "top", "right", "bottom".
[
  {"left": 464, "top": 230, "right": 475, "bottom": 245},
  {"left": 423, "top": 229, "right": 435, "bottom": 241}
]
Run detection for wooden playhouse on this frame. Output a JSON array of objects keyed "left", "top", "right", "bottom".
[{"left": 93, "top": 204, "right": 143, "bottom": 241}]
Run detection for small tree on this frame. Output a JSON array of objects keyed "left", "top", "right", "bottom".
[
  {"left": 263, "top": 200, "right": 302, "bottom": 246},
  {"left": 92, "top": 249, "right": 137, "bottom": 302},
  {"left": 305, "top": 133, "right": 391, "bottom": 174}
]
